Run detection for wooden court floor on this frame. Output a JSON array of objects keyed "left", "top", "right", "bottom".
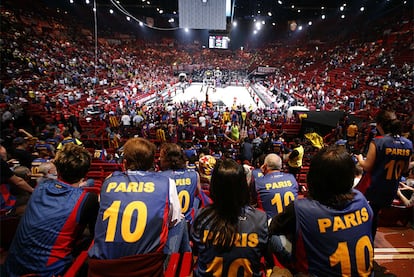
[{"left": 374, "top": 226, "right": 414, "bottom": 277}]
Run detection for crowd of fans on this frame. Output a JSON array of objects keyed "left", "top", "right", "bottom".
[{"left": 0, "top": 1, "right": 413, "bottom": 276}]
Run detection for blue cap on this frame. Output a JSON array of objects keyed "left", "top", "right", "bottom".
[{"left": 335, "top": 139, "right": 347, "bottom": 145}]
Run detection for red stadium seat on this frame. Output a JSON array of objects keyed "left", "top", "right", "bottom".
[
  {"left": 179, "top": 252, "right": 193, "bottom": 277},
  {"left": 165, "top": 252, "right": 193, "bottom": 277},
  {"left": 165, "top": 252, "right": 181, "bottom": 277},
  {"left": 0, "top": 215, "right": 20, "bottom": 250},
  {"left": 63, "top": 242, "right": 94, "bottom": 277}
]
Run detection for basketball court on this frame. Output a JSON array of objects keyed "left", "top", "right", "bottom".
[{"left": 170, "top": 83, "right": 261, "bottom": 110}]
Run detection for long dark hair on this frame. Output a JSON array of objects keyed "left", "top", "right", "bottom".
[
  {"left": 376, "top": 109, "right": 402, "bottom": 136},
  {"left": 193, "top": 158, "right": 250, "bottom": 250},
  {"left": 307, "top": 145, "right": 355, "bottom": 208}
]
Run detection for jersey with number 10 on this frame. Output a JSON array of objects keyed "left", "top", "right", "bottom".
[
  {"left": 255, "top": 171, "right": 298, "bottom": 219},
  {"left": 366, "top": 135, "right": 412, "bottom": 207},
  {"left": 294, "top": 189, "right": 374, "bottom": 277},
  {"left": 192, "top": 206, "right": 268, "bottom": 277},
  {"left": 5, "top": 180, "right": 95, "bottom": 276},
  {"left": 160, "top": 169, "right": 198, "bottom": 223},
  {"left": 89, "top": 171, "right": 171, "bottom": 259}
]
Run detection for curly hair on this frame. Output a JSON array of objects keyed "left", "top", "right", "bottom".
[{"left": 54, "top": 144, "right": 91, "bottom": 184}]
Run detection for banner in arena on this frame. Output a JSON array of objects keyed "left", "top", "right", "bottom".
[
  {"left": 179, "top": 0, "right": 226, "bottom": 30},
  {"left": 146, "top": 17, "right": 154, "bottom": 27},
  {"left": 257, "top": 66, "right": 277, "bottom": 74}
]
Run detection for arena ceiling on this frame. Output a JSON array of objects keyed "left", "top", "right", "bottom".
[
  {"left": 72, "top": 0, "right": 407, "bottom": 28},
  {"left": 92, "top": 0, "right": 402, "bottom": 19},
  {"left": 33, "top": 0, "right": 410, "bottom": 46}
]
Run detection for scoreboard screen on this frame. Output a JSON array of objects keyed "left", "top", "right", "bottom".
[{"left": 208, "top": 35, "right": 229, "bottom": 49}]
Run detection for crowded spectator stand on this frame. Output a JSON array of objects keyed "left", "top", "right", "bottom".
[{"left": 0, "top": 0, "right": 413, "bottom": 276}]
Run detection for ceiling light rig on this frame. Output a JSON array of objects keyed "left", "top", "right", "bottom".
[
  {"left": 84, "top": 0, "right": 403, "bottom": 35},
  {"left": 108, "top": 0, "right": 179, "bottom": 31}
]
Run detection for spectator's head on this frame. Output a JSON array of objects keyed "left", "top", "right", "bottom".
[
  {"left": 159, "top": 143, "right": 186, "bottom": 170},
  {"left": 62, "top": 129, "right": 71, "bottom": 137},
  {"left": 210, "top": 158, "right": 250, "bottom": 216},
  {"left": 123, "top": 137, "right": 156, "bottom": 171},
  {"left": 261, "top": 153, "right": 282, "bottom": 174},
  {"left": 38, "top": 133, "right": 47, "bottom": 141},
  {"left": 293, "top": 137, "right": 301, "bottom": 146},
  {"left": 14, "top": 166, "right": 31, "bottom": 182},
  {"left": 53, "top": 144, "right": 91, "bottom": 184},
  {"left": 307, "top": 145, "right": 355, "bottom": 207},
  {"left": 254, "top": 153, "right": 266, "bottom": 169},
  {"left": 38, "top": 162, "right": 58, "bottom": 179},
  {"left": 198, "top": 155, "right": 216, "bottom": 182},
  {"left": 375, "top": 109, "right": 401, "bottom": 136},
  {"left": 335, "top": 139, "right": 347, "bottom": 146},
  {"left": 13, "top": 137, "right": 27, "bottom": 148}
]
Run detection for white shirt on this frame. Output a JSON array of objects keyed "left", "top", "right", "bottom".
[
  {"left": 121, "top": 114, "right": 131, "bottom": 126},
  {"left": 199, "top": 115, "right": 206, "bottom": 127},
  {"left": 168, "top": 178, "right": 182, "bottom": 226}
]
